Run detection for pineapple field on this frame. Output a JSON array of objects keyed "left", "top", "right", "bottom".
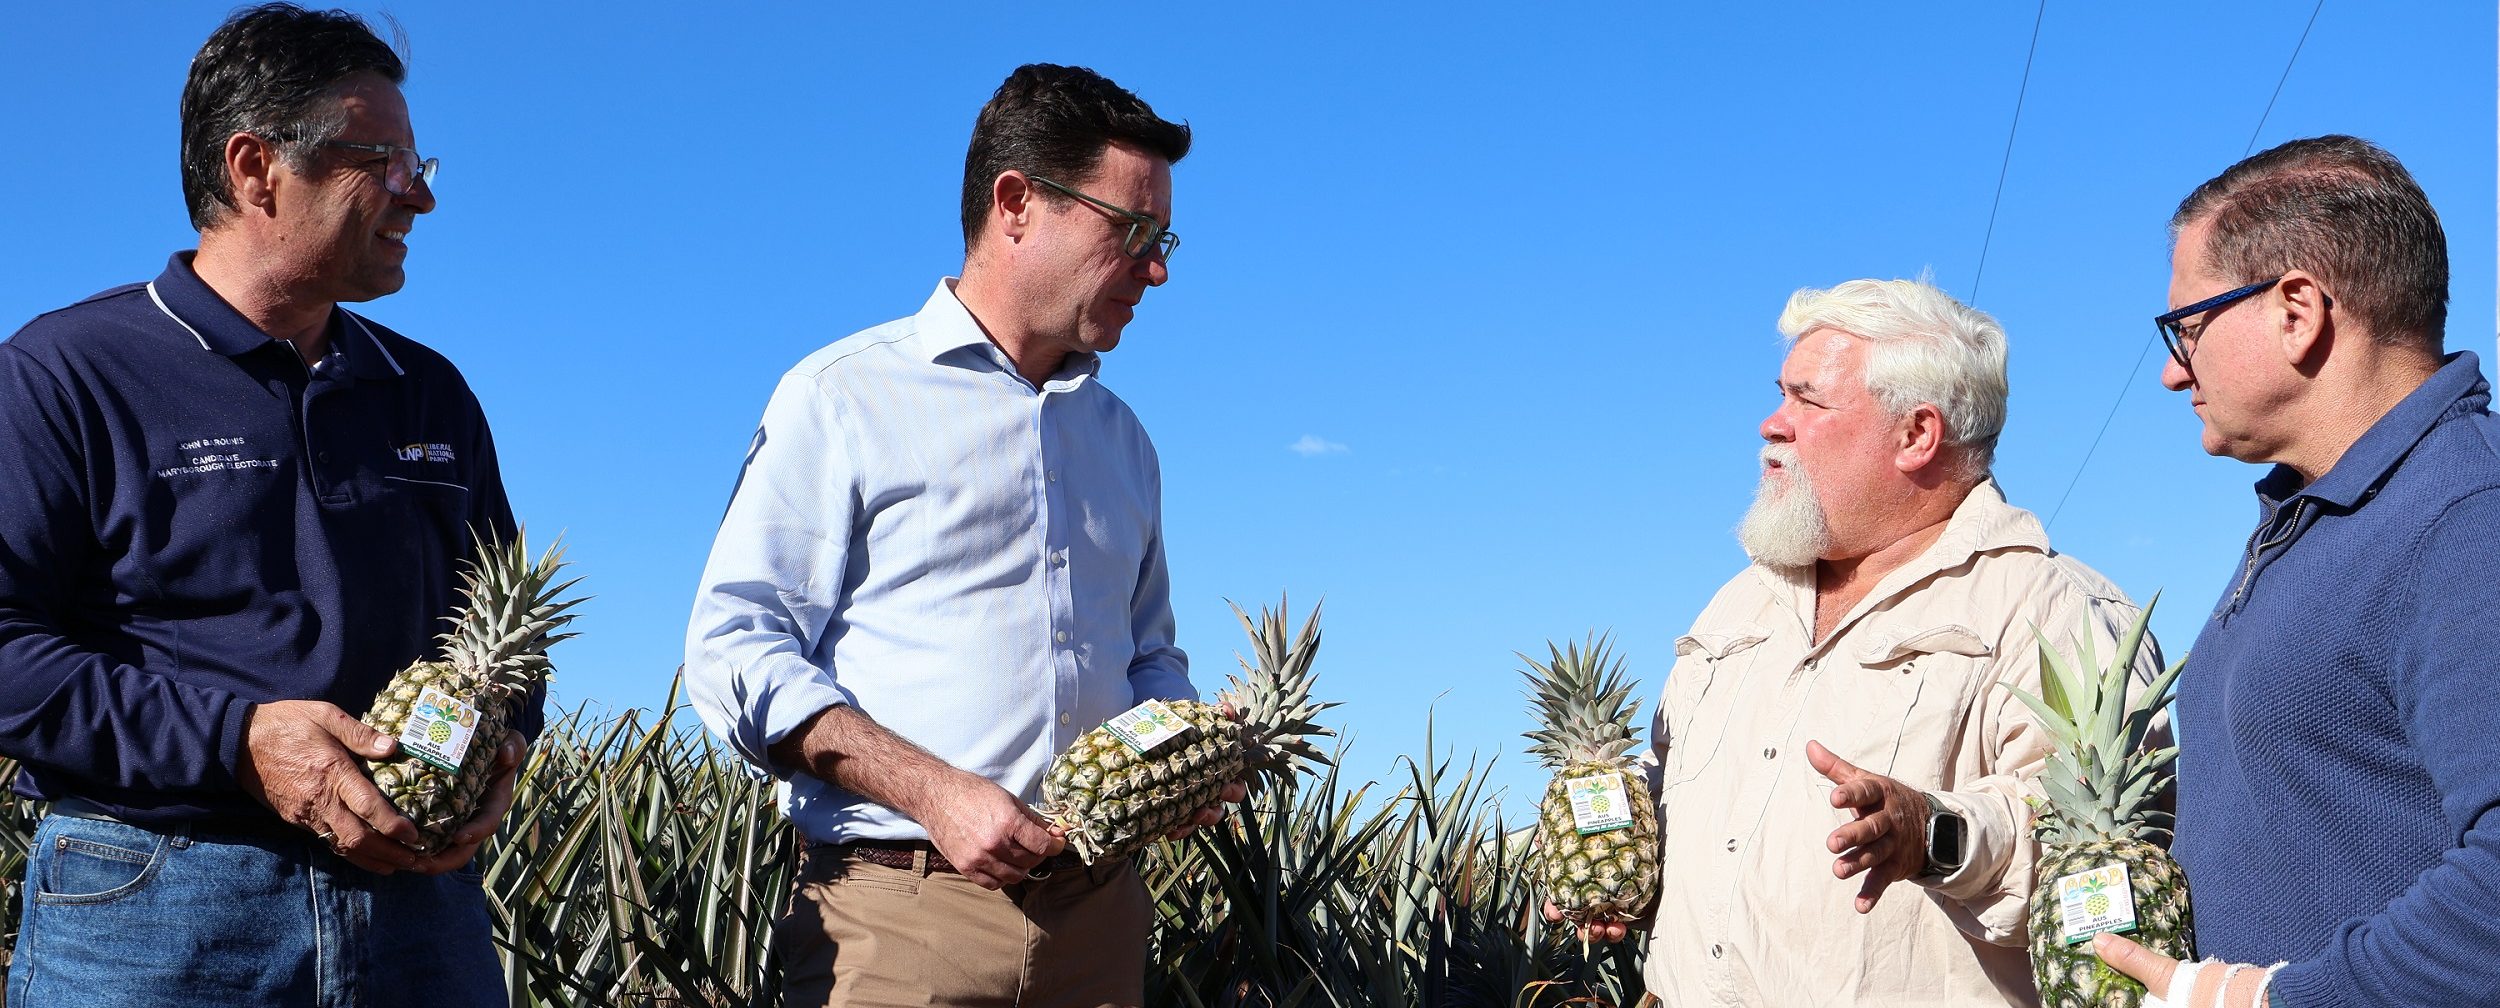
[{"left": 0, "top": 601, "right": 1648, "bottom": 1008}]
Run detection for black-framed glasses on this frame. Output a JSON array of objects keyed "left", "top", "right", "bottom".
[
  {"left": 2153, "top": 276, "right": 2280, "bottom": 371},
  {"left": 1028, "top": 174, "right": 1178, "bottom": 262},
  {"left": 325, "top": 141, "right": 437, "bottom": 196}
]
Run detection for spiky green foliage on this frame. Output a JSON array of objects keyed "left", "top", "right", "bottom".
[
  {"left": 364, "top": 532, "right": 585, "bottom": 851},
  {"left": 1, "top": 599, "right": 1651, "bottom": 1008},
  {"left": 2001, "top": 597, "right": 2193, "bottom": 1008},
  {"left": 1040, "top": 597, "right": 1336, "bottom": 865},
  {"left": 1521, "top": 636, "right": 1659, "bottom": 924}
]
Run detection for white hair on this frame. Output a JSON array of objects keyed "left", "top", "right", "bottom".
[
  {"left": 1777, "top": 277, "right": 2009, "bottom": 475},
  {"left": 1737, "top": 443, "right": 1829, "bottom": 569}
]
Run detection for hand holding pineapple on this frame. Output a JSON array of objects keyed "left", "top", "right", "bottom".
[
  {"left": 1808, "top": 740, "right": 1936, "bottom": 913},
  {"left": 2091, "top": 934, "right": 2273, "bottom": 1008}
]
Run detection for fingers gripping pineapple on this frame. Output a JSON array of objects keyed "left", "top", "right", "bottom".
[
  {"left": 2002, "top": 600, "right": 2192, "bottom": 1008},
  {"left": 361, "top": 532, "right": 583, "bottom": 852},
  {"left": 1038, "top": 597, "right": 1335, "bottom": 866},
  {"left": 1524, "top": 635, "right": 1660, "bottom": 924}
]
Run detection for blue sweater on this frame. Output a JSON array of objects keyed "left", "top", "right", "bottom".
[
  {"left": 2173, "top": 351, "right": 2500, "bottom": 1007},
  {"left": 0, "top": 254, "right": 520, "bottom": 829}
]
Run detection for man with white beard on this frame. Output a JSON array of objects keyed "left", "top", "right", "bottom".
[{"left": 1553, "top": 278, "right": 2163, "bottom": 1006}]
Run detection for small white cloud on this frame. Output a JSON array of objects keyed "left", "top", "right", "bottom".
[{"left": 1289, "top": 435, "right": 1349, "bottom": 457}]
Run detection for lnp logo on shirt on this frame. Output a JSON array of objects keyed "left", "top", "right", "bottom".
[{"left": 397, "top": 442, "right": 455, "bottom": 464}]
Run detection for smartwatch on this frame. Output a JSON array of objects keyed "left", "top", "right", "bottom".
[{"left": 1922, "top": 797, "right": 1967, "bottom": 879}]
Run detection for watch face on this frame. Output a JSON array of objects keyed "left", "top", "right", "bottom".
[{"left": 1928, "top": 810, "right": 1967, "bottom": 871}]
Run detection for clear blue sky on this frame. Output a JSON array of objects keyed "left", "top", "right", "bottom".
[{"left": 4, "top": 3, "right": 2492, "bottom": 816}]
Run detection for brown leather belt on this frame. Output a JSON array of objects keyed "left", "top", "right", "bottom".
[{"left": 812, "top": 837, "right": 1093, "bottom": 878}]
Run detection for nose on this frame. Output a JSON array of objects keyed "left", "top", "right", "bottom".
[
  {"left": 2159, "top": 352, "right": 2193, "bottom": 392},
  {"left": 401, "top": 173, "right": 437, "bottom": 215},
  {"left": 1760, "top": 404, "right": 1793, "bottom": 443},
  {"left": 1139, "top": 254, "right": 1168, "bottom": 287}
]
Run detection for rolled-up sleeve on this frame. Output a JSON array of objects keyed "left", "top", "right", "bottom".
[{"left": 684, "top": 371, "right": 857, "bottom": 774}]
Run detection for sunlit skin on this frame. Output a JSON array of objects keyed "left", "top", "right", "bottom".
[
  {"left": 955, "top": 141, "right": 1172, "bottom": 387},
  {"left": 193, "top": 70, "right": 435, "bottom": 363}
]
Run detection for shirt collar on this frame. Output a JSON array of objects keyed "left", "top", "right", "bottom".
[
  {"left": 907, "top": 278, "right": 1102, "bottom": 382},
  {"left": 147, "top": 251, "right": 404, "bottom": 379},
  {"left": 2271, "top": 350, "right": 2489, "bottom": 511},
  {"left": 1751, "top": 477, "right": 2051, "bottom": 625}
]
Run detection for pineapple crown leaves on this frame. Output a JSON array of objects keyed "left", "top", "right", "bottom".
[
  {"left": 1997, "top": 594, "right": 2184, "bottom": 844},
  {"left": 1217, "top": 595, "right": 1339, "bottom": 780},
  {"left": 437, "top": 528, "right": 587, "bottom": 697},
  {"left": 1518, "top": 633, "right": 1643, "bottom": 771}
]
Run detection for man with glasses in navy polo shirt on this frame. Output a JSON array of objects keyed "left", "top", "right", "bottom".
[
  {"left": 2090, "top": 136, "right": 2500, "bottom": 1008},
  {"left": 685, "top": 64, "right": 1234, "bottom": 1007},
  {"left": 0, "top": 6, "right": 521, "bottom": 1006}
]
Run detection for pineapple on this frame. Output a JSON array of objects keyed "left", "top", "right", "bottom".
[
  {"left": 1524, "top": 635, "right": 1659, "bottom": 924},
  {"left": 2002, "top": 599, "right": 2192, "bottom": 1008},
  {"left": 1037, "top": 597, "right": 1334, "bottom": 865},
  {"left": 362, "top": 531, "right": 583, "bottom": 852}
]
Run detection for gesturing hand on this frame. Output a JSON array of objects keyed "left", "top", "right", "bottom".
[
  {"left": 1806, "top": 740, "right": 1931, "bottom": 913},
  {"left": 235, "top": 699, "right": 425, "bottom": 874},
  {"left": 919, "top": 770, "right": 1068, "bottom": 889}
]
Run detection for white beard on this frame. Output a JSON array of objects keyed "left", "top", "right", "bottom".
[{"left": 1737, "top": 444, "right": 1831, "bottom": 571}]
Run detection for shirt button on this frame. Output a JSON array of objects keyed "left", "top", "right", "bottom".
[
  {"left": 1055, "top": 630, "right": 1069, "bottom": 643},
  {"left": 1762, "top": 747, "right": 1777, "bottom": 760},
  {"left": 1725, "top": 838, "right": 1737, "bottom": 852},
  {"left": 1050, "top": 551, "right": 1066, "bottom": 567},
  {"left": 1047, "top": 470, "right": 1059, "bottom": 482},
  {"left": 1058, "top": 713, "right": 1072, "bottom": 725},
  {"left": 1709, "top": 943, "right": 1723, "bottom": 959},
  {"left": 317, "top": 452, "right": 330, "bottom": 464}
]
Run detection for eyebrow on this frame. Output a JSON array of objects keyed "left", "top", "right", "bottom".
[{"left": 1777, "top": 378, "right": 1819, "bottom": 397}]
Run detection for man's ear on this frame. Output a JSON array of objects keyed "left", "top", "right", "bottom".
[
  {"left": 2275, "top": 270, "right": 2333, "bottom": 368},
  {"left": 1894, "top": 403, "right": 1947, "bottom": 475},
  {"left": 992, "top": 171, "right": 1035, "bottom": 245},
  {"left": 224, "top": 132, "right": 287, "bottom": 216}
]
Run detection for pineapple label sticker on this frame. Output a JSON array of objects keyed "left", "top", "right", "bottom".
[
  {"left": 1567, "top": 771, "right": 1635, "bottom": 835},
  {"left": 1106, "top": 699, "right": 1190, "bottom": 757},
  {"left": 2055, "top": 863, "right": 2140, "bottom": 945},
  {"left": 397, "top": 686, "right": 480, "bottom": 773}
]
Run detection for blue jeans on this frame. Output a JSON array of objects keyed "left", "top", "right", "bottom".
[{"left": 5, "top": 812, "right": 504, "bottom": 1008}]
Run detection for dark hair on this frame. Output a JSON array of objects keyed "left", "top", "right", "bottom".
[
  {"left": 2172, "top": 135, "right": 2449, "bottom": 349},
  {"left": 960, "top": 64, "right": 1190, "bottom": 248},
  {"left": 180, "top": 3, "right": 405, "bottom": 230}
]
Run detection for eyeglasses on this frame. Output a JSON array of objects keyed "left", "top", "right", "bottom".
[
  {"left": 325, "top": 141, "right": 438, "bottom": 196},
  {"left": 1028, "top": 174, "right": 1178, "bottom": 262},
  {"left": 2153, "top": 276, "right": 2280, "bottom": 371}
]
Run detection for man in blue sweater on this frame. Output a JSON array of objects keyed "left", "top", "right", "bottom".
[{"left": 2094, "top": 136, "right": 2500, "bottom": 1007}]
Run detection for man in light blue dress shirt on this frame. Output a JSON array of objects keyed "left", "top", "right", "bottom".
[{"left": 684, "top": 64, "right": 1230, "bottom": 1007}]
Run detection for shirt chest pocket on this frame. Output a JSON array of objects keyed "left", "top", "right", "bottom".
[
  {"left": 1808, "top": 623, "right": 1992, "bottom": 787},
  {"left": 1658, "top": 625, "right": 1772, "bottom": 785}
]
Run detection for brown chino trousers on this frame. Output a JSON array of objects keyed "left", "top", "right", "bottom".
[{"left": 775, "top": 846, "right": 1151, "bottom": 1008}]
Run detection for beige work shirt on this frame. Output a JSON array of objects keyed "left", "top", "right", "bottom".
[{"left": 1641, "top": 480, "right": 2162, "bottom": 1007}]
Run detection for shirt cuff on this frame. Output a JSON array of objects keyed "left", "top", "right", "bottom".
[{"left": 1916, "top": 788, "right": 2014, "bottom": 900}]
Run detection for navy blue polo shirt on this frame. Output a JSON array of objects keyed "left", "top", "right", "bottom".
[{"left": 0, "top": 252, "right": 521, "bottom": 828}]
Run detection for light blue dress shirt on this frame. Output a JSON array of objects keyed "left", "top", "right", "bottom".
[{"left": 684, "top": 279, "right": 1193, "bottom": 843}]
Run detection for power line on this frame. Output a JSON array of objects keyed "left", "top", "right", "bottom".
[
  {"left": 2044, "top": 0, "right": 2327, "bottom": 531},
  {"left": 1969, "top": 0, "right": 2048, "bottom": 304},
  {"left": 2246, "top": 0, "right": 2328, "bottom": 156}
]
